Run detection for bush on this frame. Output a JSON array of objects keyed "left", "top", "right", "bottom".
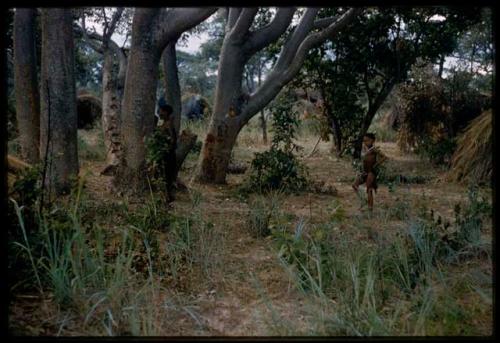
[
  {"left": 244, "top": 149, "right": 308, "bottom": 193},
  {"left": 242, "top": 88, "right": 309, "bottom": 194}
]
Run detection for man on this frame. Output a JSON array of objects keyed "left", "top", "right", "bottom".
[
  {"left": 151, "top": 97, "right": 177, "bottom": 203},
  {"left": 352, "top": 133, "right": 387, "bottom": 212}
]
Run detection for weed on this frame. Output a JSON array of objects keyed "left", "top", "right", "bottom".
[{"left": 246, "top": 191, "right": 283, "bottom": 238}]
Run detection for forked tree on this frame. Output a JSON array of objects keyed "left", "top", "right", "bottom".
[
  {"left": 195, "top": 7, "right": 362, "bottom": 184},
  {"left": 118, "top": 7, "right": 217, "bottom": 188}
]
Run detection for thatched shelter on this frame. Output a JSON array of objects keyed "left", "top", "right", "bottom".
[
  {"left": 77, "top": 89, "right": 102, "bottom": 129},
  {"left": 447, "top": 110, "right": 492, "bottom": 184}
]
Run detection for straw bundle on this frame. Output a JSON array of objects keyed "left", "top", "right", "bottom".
[{"left": 447, "top": 110, "right": 492, "bottom": 184}]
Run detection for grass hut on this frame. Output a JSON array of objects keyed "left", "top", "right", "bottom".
[{"left": 447, "top": 110, "right": 492, "bottom": 184}]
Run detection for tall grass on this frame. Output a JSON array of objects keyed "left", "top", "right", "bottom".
[{"left": 9, "top": 177, "right": 222, "bottom": 335}]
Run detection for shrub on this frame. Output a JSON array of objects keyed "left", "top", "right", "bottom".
[{"left": 242, "top": 88, "right": 309, "bottom": 194}]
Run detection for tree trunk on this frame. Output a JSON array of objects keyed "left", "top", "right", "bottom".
[
  {"left": 162, "top": 39, "right": 198, "bottom": 180},
  {"left": 257, "top": 66, "right": 267, "bottom": 144},
  {"left": 438, "top": 53, "right": 445, "bottom": 78},
  {"left": 197, "top": 119, "right": 242, "bottom": 183},
  {"left": 196, "top": 41, "right": 247, "bottom": 184},
  {"left": 119, "top": 46, "right": 160, "bottom": 186},
  {"left": 117, "top": 8, "right": 216, "bottom": 190},
  {"left": 40, "top": 8, "right": 78, "bottom": 196},
  {"left": 330, "top": 115, "right": 342, "bottom": 157},
  {"left": 260, "top": 111, "right": 268, "bottom": 144},
  {"left": 101, "top": 50, "right": 122, "bottom": 174},
  {"left": 13, "top": 8, "right": 40, "bottom": 164},
  {"left": 162, "top": 40, "right": 182, "bottom": 134},
  {"left": 353, "top": 79, "right": 396, "bottom": 159}
]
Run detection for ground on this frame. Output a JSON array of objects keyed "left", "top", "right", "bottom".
[{"left": 8, "top": 123, "right": 493, "bottom": 336}]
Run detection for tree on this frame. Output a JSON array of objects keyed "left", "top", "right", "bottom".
[
  {"left": 196, "top": 7, "right": 362, "bottom": 184},
  {"left": 298, "top": 7, "right": 481, "bottom": 158},
  {"left": 74, "top": 7, "right": 131, "bottom": 174},
  {"left": 118, "top": 8, "right": 217, "bottom": 188},
  {"left": 40, "top": 8, "right": 79, "bottom": 195},
  {"left": 13, "top": 8, "right": 40, "bottom": 163}
]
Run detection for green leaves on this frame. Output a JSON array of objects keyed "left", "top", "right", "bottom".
[{"left": 242, "top": 88, "right": 309, "bottom": 194}]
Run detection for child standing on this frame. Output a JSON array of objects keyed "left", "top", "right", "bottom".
[{"left": 352, "top": 133, "right": 387, "bottom": 212}]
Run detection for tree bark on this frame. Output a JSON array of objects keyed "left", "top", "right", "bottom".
[
  {"left": 260, "top": 111, "right": 268, "bottom": 144},
  {"left": 101, "top": 50, "right": 123, "bottom": 174},
  {"left": 162, "top": 40, "right": 182, "bottom": 134},
  {"left": 120, "top": 45, "right": 160, "bottom": 184},
  {"left": 195, "top": 30, "right": 248, "bottom": 183},
  {"left": 257, "top": 64, "right": 267, "bottom": 144},
  {"left": 13, "top": 8, "right": 40, "bottom": 164},
  {"left": 40, "top": 8, "right": 79, "bottom": 196}
]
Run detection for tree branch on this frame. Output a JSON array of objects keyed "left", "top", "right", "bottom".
[
  {"left": 227, "top": 8, "right": 242, "bottom": 31},
  {"left": 282, "top": 8, "right": 363, "bottom": 79},
  {"left": 103, "top": 7, "right": 124, "bottom": 42},
  {"left": 244, "top": 7, "right": 296, "bottom": 54},
  {"left": 229, "top": 8, "right": 258, "bottom": 41},
  {"left": 155, "top": 8, "right": 217, "bottom": 51},
  {"left": 74, "top": 22, "right": 104, "bottom": 53},
  {"left": 313, "top": 16, "right": 340, "bottom": 30},
  {"left": 242, "top": 8, "right": 362, "bottom": 124},
  {"left": 272, "top": 8, "right": 319, "bottom": 73}
]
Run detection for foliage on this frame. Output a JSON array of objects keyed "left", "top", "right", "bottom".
[
  {"left": 11, "top": 164, "right": 42, "bottom": 208},
  {"left": 242, "top": 89, "right": 309, "bottom": 194},
  {"left": 267, "top": 185, "right": 491, "bottom": 335},
  {"left": 396, "top": 63, "right": 488, "bottom": 165},
  {"left": 297, "top": 7, "right": 482, "bottom": 156},
  {"left": 74, "top": 42, "right": 103, "bottom": 93},
  {"left": 176, "top": 50, "right": 217, "bottom": 100}
]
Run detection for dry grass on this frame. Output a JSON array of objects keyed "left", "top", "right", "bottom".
[{"left": 447, "top": 110, "right": 492, "bottom": 184}]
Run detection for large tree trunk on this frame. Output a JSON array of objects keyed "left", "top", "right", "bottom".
[
  {"left": 196, "top": 40, "right": 247, "bottom": 184},
  {"left": 13, "top": 8, "right": 40, "bottom": 164},
  {"left": 40, "top": 8, "right": 78, "bottom": 196},
  {"left": 162, "top": 40, "right": 199, "bottom": 182},
  {"left": 119, "top": 46, "right": 160, "bottom": 186},
  {"left": 198, "top": 119, "right": 242, "bottom": 183}
]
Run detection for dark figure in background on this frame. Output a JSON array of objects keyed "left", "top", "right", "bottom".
[
  {"left": 153, "top": 98, "right": 177, "bottom": 203},
  {"left": 352, "top": 133, "right": 387, "bottom": 212}
]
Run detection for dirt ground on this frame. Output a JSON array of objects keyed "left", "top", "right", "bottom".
[{"left": 9, "top": 131, "right": 492, "bottom": 336}]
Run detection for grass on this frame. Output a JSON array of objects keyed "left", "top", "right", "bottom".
[
  {"left": 8, "top": 117, "right": 493, "bottom": 336},
  {"left": 246, "top": 190, "right": 284, "bottom": 238},
  {"left": 8, "top": 176, "right": 224, "bottom": 335},
  {"left": 78, "top": 127, "right": 105, "bottom": 162},
  {"left": 259, "top": 189, "right": 492, "bottom": 336}
]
